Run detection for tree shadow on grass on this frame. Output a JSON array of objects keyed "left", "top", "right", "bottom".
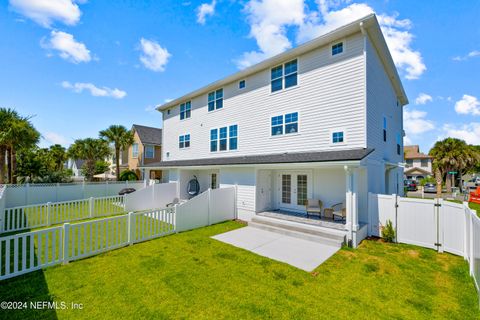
[
  {"left": 0, "top": 270, "right": 58, "bottom": 320},
  {"left": 0, "top": 212, "right": 58, "bottom": 320}
]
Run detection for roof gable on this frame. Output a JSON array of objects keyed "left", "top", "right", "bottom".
[{"left": 132, "top": 125, "right": 162, "bottom": 145}]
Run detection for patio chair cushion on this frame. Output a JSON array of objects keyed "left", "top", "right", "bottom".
[{"left": 306, "top": 199, "right": 323, "bottom": 216}]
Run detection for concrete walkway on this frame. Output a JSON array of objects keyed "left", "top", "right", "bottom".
[{"left": 212, "top": 227, "right": 340, "bottom": 272}]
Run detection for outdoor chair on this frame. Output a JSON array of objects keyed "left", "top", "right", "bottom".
[
  {"left": 305, "top": 199, "right": 323, "bottom": 218},
  {"left": 329, "top": 202, "right": 346, "bottom": 221}
]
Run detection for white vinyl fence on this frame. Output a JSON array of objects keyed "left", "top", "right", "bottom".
[
  {"left": 0, "top": 208, "right": 175, "bottom": 280},
  {"left": 0, "top": 185, "right": 237, "bottom": 281},
  {"left": 1, "top": 195, "right": 126, "bottom": 233},
  {"left": 176, "top": 187, "right": 236, "bottom": 232},
  {"left": 369, "top": 193, "right": 480, "bottom": 299},
  {"left": 3, "top": 181, "right": 146, "bottom": 208},
  {"left": 125, "top": 182, "right": 178, "bottom": 212}
]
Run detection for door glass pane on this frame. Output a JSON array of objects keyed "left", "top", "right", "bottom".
[
  {"left": 282, "top": 174, "right": 291, "bottom": 204},
  {"left": 297, "top": 174, "right": 307, "bottom": 206}
]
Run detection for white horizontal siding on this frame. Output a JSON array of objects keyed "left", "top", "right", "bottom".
[
  {"left": 162, "top": 32, "right": 367, "bottom": 161},
  {"left": 366, "top": 36, "right": 404, "bottom": 163}
]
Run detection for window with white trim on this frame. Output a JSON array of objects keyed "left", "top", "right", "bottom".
[
  {"left": 210, "top": 125, "right": 238, "bottom": 152},
  {"left": 132, "top": 143, "right": 139, "bottom": 158},
  {"left": 271, "top": 112, "right": 298, "bottom": 136},
  {"left": 179, "top": 134, "right": 190, "bottom": 149},
  {"left": 383, "top": 117, "right": 387, "bottom": 142},
  {"left": 145, "top": 145, "right": 155, "bottom": 158},
  {"left": 396, "top": 133, "right": 402, "bottom": 155},
  {"left": 271, "top": 59, "right": 298, "bottom": 93},
  {"left": 332, "top": 42, "right": 343, "bottom": 55},
  {"left": 180, "top": 101, "right": 191, "bottom": 120},
  {"left": 332, "top": 131, "right": 344, "bottom": 143},
  {"left": 208, "top": 89, "right": 223, "bottom": 111}
]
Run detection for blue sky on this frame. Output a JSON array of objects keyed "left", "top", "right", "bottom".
[{"left": 0, "top": 0, "right": 479, "bottom": 153}]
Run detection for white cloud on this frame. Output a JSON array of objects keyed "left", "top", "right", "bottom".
[
  {"left": 61, "top": 81, "right": 127, "bottom": 99},
  {"left": 42, "top": 30, "right": 91, "bottom": 63},
  {"left": 139, "top": 38, "right": 171, "bottom": 72},
  {"left": 442, "top": 123, "right": 480, "bottom": 145},
  {"left": 455, "top": 94, "right": 480, "bottom": 116},
  {"left": 237, "top": 0, "right": 426, "bottom": 80},
  {"left": 9, "top": 0, "right": 82, "bottom": 28},
  {"left": 403, "top": 108, "right": 434, "bottom": 143},
  {"left": 414, "top": 93, "right": 432, "bottom": 105},
  {"left": 235, "top": 0, "right": 305, "bottom": 68},
  {"left": 197, "top": 0, "right": 216, "bottom": 25},
  {"left": 453, "top": 50, "right": 480, "bottom": 61},
  {"left": 43, "top": 132, "right": 70, "bottom": 145}
]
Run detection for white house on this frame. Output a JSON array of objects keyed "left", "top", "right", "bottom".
[{"left": 142, "top": 14, "right": 408, "bottom": 246}]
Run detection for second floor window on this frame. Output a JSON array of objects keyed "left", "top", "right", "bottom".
[
  {"left": 145, "top": 145, "right": 155, "bottom": 159},
  {"left": 383, "top": 117, "right": 387, "bottom": 142},
  {"left": 132, "top": 143, "right": 139, "bottom": 158},
  {"left": 406, "top": 159, "right": 414, "bottom": 167},
  {"left": 421, "top": 159, "right": 429, "bottom": 167},
  {"left": 332, "top": 131, "right": 344, "bottom": 143},
  {"left": 180, "top": 101, "right": 191, "bottom": 120},
  {"left": 208, "top": 89, "right": 223, "bottom": 112},
  {"left": 271, "top": 112, "right": 298, "bottom": 136},
  {"left": 396, "top": 133, "right": 401, "bottom": 155},
  {"left": 271, "top": 59, "right": 298, "bottom": 93},
  {"left": 211, "top": 125, "right": 238, "bottom": 152},
  {"left": 179, "top": 134, "right": 190, "bottom": 149}
]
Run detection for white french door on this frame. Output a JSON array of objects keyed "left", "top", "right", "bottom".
[{"left": 278, "top": 171, "right": 311, "bottom": 212}]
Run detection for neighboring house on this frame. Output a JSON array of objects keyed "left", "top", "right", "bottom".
[
  {"left": 143, "top": 14, "right": 407, "bottom": 243},
  {"left": 404, "top": 145, "right": 433, "bottom": 181},
  {"left": 65, "top": 159, "right": 85, "bottom": 181},
  {"left": 129, "top": 125, "right": 162, "bottom": 180}
]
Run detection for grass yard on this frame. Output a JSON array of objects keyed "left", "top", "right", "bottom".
[{"left": 0, "top": 221, "right": 478, "bottom": 320}]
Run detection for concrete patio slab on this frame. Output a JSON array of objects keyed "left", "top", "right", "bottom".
[{"left": 212, "top": 227, "right": 340, "bottom": 272}]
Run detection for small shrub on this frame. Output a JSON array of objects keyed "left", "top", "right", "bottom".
[
  {"left": 119, "top": 170, "right": 139, "bottom": 181},
  {"left": 382, "top": 220, "right": 396, "bottom": 243}
]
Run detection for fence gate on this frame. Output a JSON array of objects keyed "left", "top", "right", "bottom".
[{"left": 396, "top": 197, "right": 440, "bottom": 251}]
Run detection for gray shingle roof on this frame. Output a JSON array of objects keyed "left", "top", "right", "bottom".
[
  {"left": 142, "top": 148, "right": 374, "bottom": 168},
  {"left": 132, "top": 125, "right": 162, "bottom": 145}
]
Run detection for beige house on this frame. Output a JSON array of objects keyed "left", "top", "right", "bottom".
[
  {"left": 404, "top": 145, "right": 433, "bottom": 181},
  {"left": 128, "top": 125, "right": 162, "bottom": 180}
]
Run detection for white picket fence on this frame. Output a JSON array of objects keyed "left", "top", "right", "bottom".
[
  {"left": 0, "top": 208, "right": 175, "bottom": 280},
  {"left": 369, "top": 193, "right": 480, "bottom": 299},
  {"left": 2, "top": 180, "right": 146, "bottom": 208},
  {"left": 2, "top": 195, "right": 126, "bottom": 233},
  {"left": 0, "top": 185, "right": 237, "bottom": 281}
]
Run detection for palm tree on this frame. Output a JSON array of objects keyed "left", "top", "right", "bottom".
[
  {"left": 99, "top": 125, "right": 134, "bottom": 180},
  {"left": 0, "top": 108, "right": 39, "bottom": 183},
  {"left": 429, "top": 138, "right": 476, "bottom": 194},
  {"left": 68, "top": 138, "right": 111, "bottom": 181},
  {"left": 48, "top": 144, "right": 68, "bottom": 172}
]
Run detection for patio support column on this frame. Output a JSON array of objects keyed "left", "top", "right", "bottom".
[{"left": 345, "top": 166, "right": 360, "bottom": 248}]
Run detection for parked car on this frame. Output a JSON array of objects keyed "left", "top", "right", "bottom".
[
  {"left": 423, "top": 183, "right": 437, "bottom": 193},
  {"left": 404, "top": 179, "right": 418, "bottom": 192},
  {"left": 475, "top": 178, "right": 480, "bottom": 186},
  {"left": 118, "top": 188, "right": 136, "bottom": 195}
]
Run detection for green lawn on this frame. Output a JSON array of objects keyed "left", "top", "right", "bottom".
[{"left": 0, "top": 221, "right": 478, "bottom": 319}]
